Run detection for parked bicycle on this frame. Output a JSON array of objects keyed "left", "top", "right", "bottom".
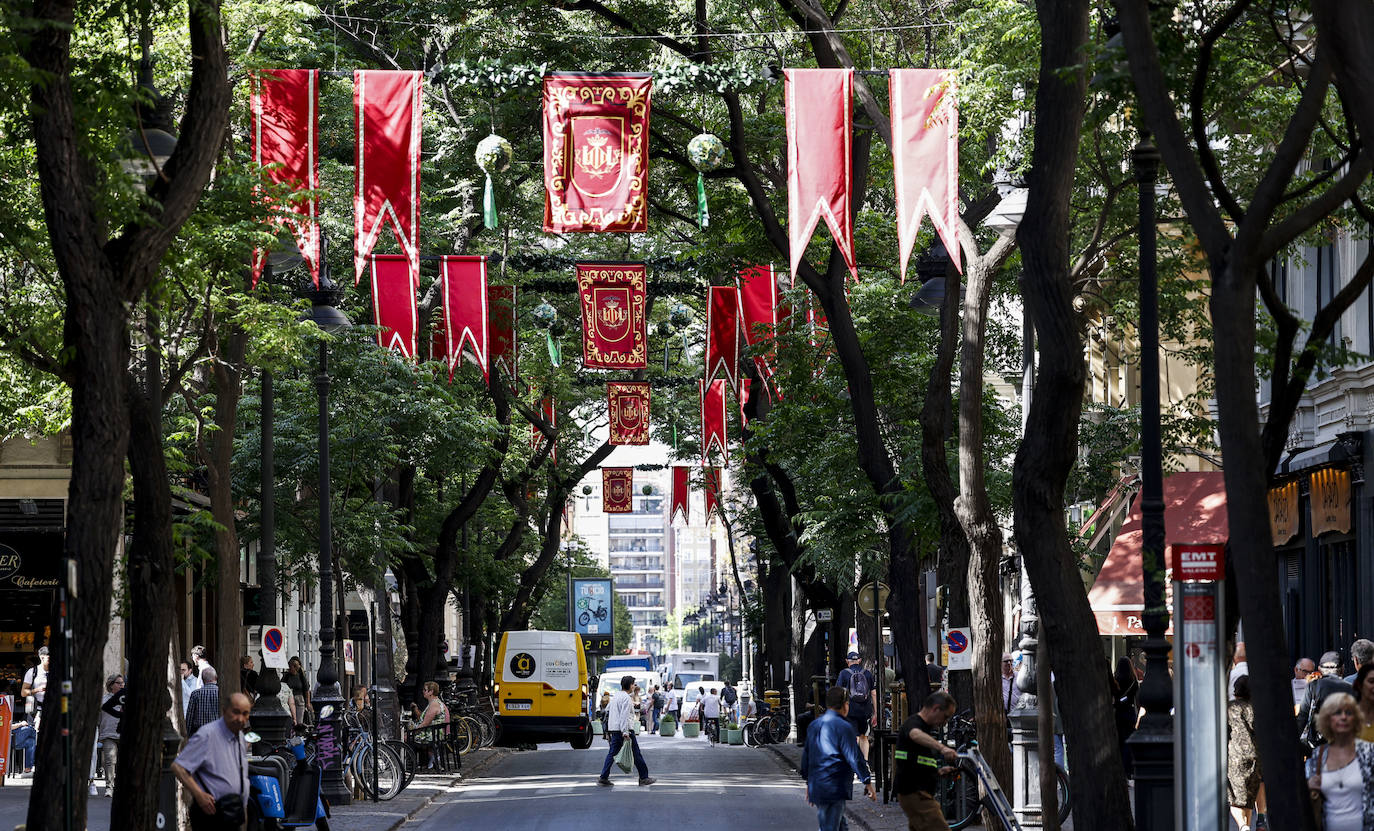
[
  {"left": 936, "top": 711, "right": 1070, "bottom": 829},
  {"left": 341, "top": 709, "right": 406, "bottom": 800},
  {"left": 741, "top": 702, "right": 790, "bottom": 747}
]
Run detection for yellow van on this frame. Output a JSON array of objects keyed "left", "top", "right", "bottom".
[{"left": 494, "top": 630, "right": 593, "bottom": 748}]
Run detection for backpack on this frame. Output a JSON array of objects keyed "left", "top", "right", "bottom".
[
  {"left": 653, "top": 692, "right": 665, "bottom": 709},
  {"left": 723, "top": 686, "right": 737, "bottom": 705},
  {"left": 845, "top": 668, "right": 872, "bottom": 708}
]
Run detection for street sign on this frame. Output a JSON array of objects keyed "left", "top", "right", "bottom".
[
  {"left": 858, "top": 582, "right": 889, "bottom": 617},
  {"left": 342, "top": 639, "right": 356, "bottom": 674},
  {"left": 261, "top": 626, "right": 287, "bottom": 669},
  {"left": 816, "top": 609, "right": 834, "bottom": 622},
  {"left": 347, "top": 609, "right": 370, "bottom": 642},
  {"left": 944, "top": 627, "right": 972, "bottom": 671}
]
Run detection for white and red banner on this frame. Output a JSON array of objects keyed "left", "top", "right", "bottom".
[
  {"left": 890, "top": 69, "right": 961, "bottom": 280},
  {"left": 700, "top": 379, "right": 727, "bottom": 464},
  {"left": 543, "top": 74, "right": 652, "bottom": 233},
  {"left": 440, "top": 256, "right": 488, "bottom": 381},
  {"left": 578, "top": 263, "right": 648, "bottom": 369},
  {"left": 608, "top": 381, "right": 651, "bottom": 445},
  {"left": 489, "top": 285, "right": 517, "bottom": 381},
  {"left": 251, "top": 69, "right": 321, "bottom": 287},
  {"left": 354, "top": 70, "right": 422, "bottom": 285},
  {"left": 671, "top": 466, "right": 690, "bottom": 524},
  {"left": 704, "top": 466, "right": 722, "bottom": 520},
  {"left": 602, "top": 467, "right": 634, "bottom": 513},
  {"left": 370, "top": 255, "right": 418, "bottom": 359},
  {"left": 785, "top": 69, "right": 856, "bottom": 282},
  {"left": 705, "top": 285, "right": 741, "bottom": 391}
]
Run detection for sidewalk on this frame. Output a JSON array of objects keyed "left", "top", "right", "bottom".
[
  {"left": 766, "top": 741, "right": 934, "bottom": 831},
  {"left": 0, "top": 747, "right": 506, "bottom": 831}
]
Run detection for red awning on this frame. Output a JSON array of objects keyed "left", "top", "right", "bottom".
[{"left": 1088, "top": 471, "right": 1229, "bottom": 636}]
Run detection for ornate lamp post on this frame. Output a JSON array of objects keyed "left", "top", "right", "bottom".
[
  {"left": 1125, "top": 135, "right": 1174, "bottom": 824},
  {"left": 305, "top": 255, "right": 353, "bottom": 807}
]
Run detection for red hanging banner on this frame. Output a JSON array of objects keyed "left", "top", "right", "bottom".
[
  {"left": 705, "top": 285, "right": 741, "bottom": 390},
  {"left": 704, "top": 466, "right": 722, "bottom": 520},
  {"left": 440, "top": 256, "right": 489, "bottom": 381},
  {"left": 890, "top": 69, "right": 961, "bottom": 280},
  {"left": 578, "top": 263, "right": 648, "bottom": 369},
  {"left": 543, "top": 74, "right": 652, "bottom": 233},
  {"left": 700, "top": 379, "right": 727, "bottom": 464},
  {"left": 737, "top": 265, "right": 780, "bottom": 394},
  {"left": 354, "top": 70, "right": 422, "bottom": 285},
  {"left": 251, "top": 69, "right": 321, "bottom": 287},
  {"left": 489, "top": 285, "right": 517, "bottom": 382},
  {"left": 370, "top": 255, "right": 418, "bottom": 359},
  {"left": 740, "top": 378, "right": 752, "bottom": 428},
  {"left": 785, "top": 69, "right": 856, "bottom": 282},
  {"left": 671, "top": 466, "right": 690, "bottom": 524},
  {"left": 602, "top": 467, "right": 634, "bottom": 513},
  {"left": 608, "top": 381, "right": 651, "bottom": 445}
]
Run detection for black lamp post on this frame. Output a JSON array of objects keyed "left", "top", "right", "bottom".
[
  {"left": 1125, "top": 135, "right": 1174, "bottom": 825},
  {"left": 305, "top": 255, "right": 353, "bottom": 807}
]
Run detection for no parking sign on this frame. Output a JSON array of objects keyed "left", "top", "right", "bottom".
[
  {"left": 262, "top": 626, "right": 288, "bottom": 669},
  {"left": 944, "top": 627, "right": 972, "bottom": 671}
]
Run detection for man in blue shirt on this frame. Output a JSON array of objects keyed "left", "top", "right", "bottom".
[{"left": 801, "top": 685, "right": 876, "bottom": 831}]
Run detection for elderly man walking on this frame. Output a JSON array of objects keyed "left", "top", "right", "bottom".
[
  {"left": 801, "top": 686, "right": 876, "bottom": 831},
  {"left": 186, "top": 667, "right": 221, "bottom": 736},
  {"left": 172, "top": 692, "right": 252, "bottom": 831},
  {"left": 597, "top": 675, "right": 654, "bottom": 787}
]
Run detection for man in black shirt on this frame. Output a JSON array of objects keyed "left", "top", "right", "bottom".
[
  {"left": 924, "top": 653, "right": 944, "bottom": 696},
  {"left": 894, "top": 690, "right": 959, "bottom": 830}
]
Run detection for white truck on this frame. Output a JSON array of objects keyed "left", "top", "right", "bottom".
[{"left": 661, "top": 651, "right": 720, "bottom": 689}]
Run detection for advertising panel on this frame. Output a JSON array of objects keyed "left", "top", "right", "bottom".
[{"left": 571, "top": 578, "right": 614, "bottom": 655}]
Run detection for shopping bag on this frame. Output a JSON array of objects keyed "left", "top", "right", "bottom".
[{"left": 615, "top": 737, "right": 634, "bottom": 773}]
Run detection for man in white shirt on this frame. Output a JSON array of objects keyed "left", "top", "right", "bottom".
[
  {"left": 597, "top": 675, "right": 654, "bottom": 787},
  {"left": 700, "top": 688, "right": 722, "bottom": 744},
  {"left": 1293, "top": 657, "right": 1316, "bottom": 711},
  {"left": 1001, "top": 653, "right": 1017, "bottom": 713},
  {"left": 180, "top": 661, "right": 202, "bottom": 717}
]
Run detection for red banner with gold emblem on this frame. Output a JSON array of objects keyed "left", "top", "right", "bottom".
[
  {"left": 671, "top": 466, "right": 690, "bottom": 524},
  {"left": 602, "top": 467, "right": 634, "bottom": 513},
  {"left": 701, "top": 379, "right": 727, "bottom": 464},
  {"left": 354, "top": 70, "right": 422, "bottom": 285},
  {"left": 785, "top": 69, "right": 856, "bottom": 282},
  {"left": 578, "top": 263, "right": 647, "bottom": 369},
  {"left": 370, "top": 255, "right": 418, "bottom": 359},
  {"left": 890, "top": 69, "right": 961, "bottom": 281},
  {"left": 608, "top": 382, "right": 651, "bottom": 445},
  {"left": 440, "top": 256, "right": 488, "bottom": 381},
  {"left": 489, "top": 285, "right": 517, "bottom": 382},
  {"left": 543, "top": 74, "right": 652, "bottom": 233},
  {"left": 251, "top": 69, "right": 321, "bottom": 288},
  {"left": 705, "top": 286, "right": 741, "bottom": 391},
  {"left": 704, "top": 466, "right": 722, "bottom": 520}
]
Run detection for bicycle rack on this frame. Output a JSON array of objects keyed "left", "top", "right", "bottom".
[{"left": 960, "top": 747, "right": 1022, "bottom": 831}]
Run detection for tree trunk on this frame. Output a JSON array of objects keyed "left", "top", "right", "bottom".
[
  {"left": 760, "top": 557, "right": 792, "bottom": 694},
  {"left": 209, "top": 328, "right": 248, "bottom": 699},
  {"left": 1015, "top": 2, "right": 1132, "bottom": 826},
  {"left": 955, "top": 257, "right": 1013, "bottom": 792}
]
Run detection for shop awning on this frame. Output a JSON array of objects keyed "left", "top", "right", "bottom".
[{"left": 1087, "top": 471, "right": 1229, "bottom": 636}]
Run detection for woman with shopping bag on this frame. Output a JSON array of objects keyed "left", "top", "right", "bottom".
[{"left": 597, "top": 675, "right": 655, "bottom": 787}]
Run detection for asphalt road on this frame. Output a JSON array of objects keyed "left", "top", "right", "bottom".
[{"left": 409, "top": 731, "right": 817, "bottom": 830}]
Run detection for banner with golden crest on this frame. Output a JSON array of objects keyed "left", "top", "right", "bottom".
[
  {"left": 543, "top": 74, "right": 651, "bottom": 233},
  {"left": 577, "top": 263, "right": 647, "bottom": 369},
  {"left": 608, "top": 381, "right": 650, "bottom": 445},
  {"left": 1268, "top": 480, "right": 1299, "bottom": 546},
  {"left": 1310, "top": 467, "right": 1353, "bottom": 537},
  {"left": 602, "top": 467, "right": 634, "bottom": 513}
]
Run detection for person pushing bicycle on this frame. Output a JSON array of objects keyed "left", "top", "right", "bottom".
[{"left": 894, "top": 691, "right": 959, "bottom": 830}]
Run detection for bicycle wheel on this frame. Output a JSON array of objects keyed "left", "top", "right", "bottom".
[
  {"left": 450, "top": 717, "right": 475, "bottom": 755},
  {"left": 1055, "top": 764, "right": 1071, "bottom": 824},
  {"left": 742, "top": 721, "right": 759, "bottom": 747},
  {"left": 354, "top": 743, "right": 404, "bottom": 801},
  {"left": 578, "top": 610, "right": 590, "bottom": 626},
  {"left": 387, "top": 740, "right": 418, "bottom": 789},
  {"left": 938, "top": 758, "right": 981, "bottom": 830}
]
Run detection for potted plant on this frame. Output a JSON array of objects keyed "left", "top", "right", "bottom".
[
  {"left": 725, "top": 720, "right": 743, "bottom": 745},
  {"left": 682, "top": 719, "right": 700, "bottom": 738},
  {"left": 659, "top": 713, "right": 676, "bottom": 737}
]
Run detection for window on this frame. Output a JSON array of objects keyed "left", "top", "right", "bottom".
[{"left": 1315, "top": 243, "right": 1340, "bottom": 349}]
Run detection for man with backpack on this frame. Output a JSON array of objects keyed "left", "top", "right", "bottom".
[
  {"left": 836, "top": 651, "right": 878, "bottom": 758},
  {"left": 722, "top": 681, "right": 739, "bottom": 723}
]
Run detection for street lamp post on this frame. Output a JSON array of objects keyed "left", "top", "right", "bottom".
[
  {"left": 306, "top": 262, "right": 353, "bottom": 807},
  {"left": 1125, "top": 135, "right": 1174, "bottom": 826}
]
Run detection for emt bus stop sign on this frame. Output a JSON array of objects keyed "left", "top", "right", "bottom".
[
  {"left": 262, "top": 626, "right": 287, "bottom": 669},
  {"left": 858, "top": 582, "right": 889, "bottom": 617}
]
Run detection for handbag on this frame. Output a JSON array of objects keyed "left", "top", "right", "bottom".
[
  {"left": 1310, "top": 745, "right": 1326, "bottom": 831},
  {"left": 615, "top": 737, "right": 634, "bottom": 773}
]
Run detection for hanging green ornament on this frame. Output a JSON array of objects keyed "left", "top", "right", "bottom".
[
  {"left": 547, "top": 317, "right": 566, "bottom": 366},
  {"left": 687, "top": 133, "right": 726, "bottom": 228},
  {"left": 475, "top": 134, "right": 513, "bottom": 230},
  {"left": 531, "top": 300, "right": 557, "bottom": 329}
]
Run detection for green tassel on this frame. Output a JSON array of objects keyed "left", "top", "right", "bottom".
[
  {"left": 664, "top": 342, "right": 670, "bottom": 372},
  {"left": 483, "top": 173, "right": 498, "bottom": 230},
  {"left": 697, "top": 172, "right": 709, "bottom": 228},
  {"left": 546, "top": 331, "right": 561, "bottom": 367}
]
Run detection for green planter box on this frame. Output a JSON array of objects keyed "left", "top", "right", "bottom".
[
  {"left": 726, "top": 728, "right": 743, "bottom": 745},
  {"left": 683, "top": 722, "right": 700, "bottom": 738},
  {"left": 659, "top": 721, "right": 676, "bottom": 737}
]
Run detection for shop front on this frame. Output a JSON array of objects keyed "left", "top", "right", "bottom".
[{"left": 0, "top": 499, "right": 64, "bottom": 692}]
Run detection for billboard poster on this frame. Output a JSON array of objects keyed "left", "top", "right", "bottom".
[{"left": 571, "top": 577, "right": 614, "bottom": 655}]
